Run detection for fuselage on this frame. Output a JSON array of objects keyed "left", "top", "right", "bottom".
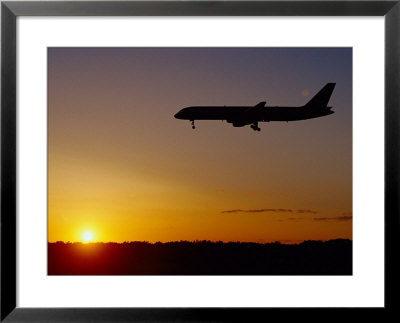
[
  {"left": 174, "top": 105, "right": 334, "bottom": 124},
  {"left": 174, "top": 83, "right": 336, "bottom": 130}
]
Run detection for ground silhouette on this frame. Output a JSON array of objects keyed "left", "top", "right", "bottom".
[{"left": 48, "top": 239, "right": 352, "bottom": 275}]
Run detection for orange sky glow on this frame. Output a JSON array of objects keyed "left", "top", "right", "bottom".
[{"left": 48, "top": 48, "right": 352, "bottom": 243}]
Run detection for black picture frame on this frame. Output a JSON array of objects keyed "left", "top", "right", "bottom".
[{"left": 1, "top": 1, "right": 399, "bottom": 321}]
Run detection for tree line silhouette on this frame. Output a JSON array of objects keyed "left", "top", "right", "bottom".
[{"left": 48, "top": 239, "right": 352, "bottom": 275}]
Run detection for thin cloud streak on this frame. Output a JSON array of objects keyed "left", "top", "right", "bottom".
[
  {"left": 313, "top": 215, "right": 352, "bottom": 222},
  {"left": 221, "top": 208, "right": 318, "bottom": 214}
]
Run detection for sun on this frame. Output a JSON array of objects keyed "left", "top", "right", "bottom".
[{"left": 82, "top": 231, "right": 94, "bottom": 243}]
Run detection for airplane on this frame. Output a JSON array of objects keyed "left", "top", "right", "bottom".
[{"left": 174, "top": 83, "right": 336, "bottom": 131}]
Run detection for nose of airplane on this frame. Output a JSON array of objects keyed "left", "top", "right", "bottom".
[{"left": 174, "top": 111, "right": 183, "bottom": 119}]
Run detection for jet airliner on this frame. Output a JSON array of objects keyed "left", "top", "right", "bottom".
[{"left": 174, "top": 83, "right": 336, "bottom": 131}]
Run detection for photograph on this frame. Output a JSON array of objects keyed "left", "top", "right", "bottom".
[{"left": 47, "top": 47, "right": 352, "bottom": 275}]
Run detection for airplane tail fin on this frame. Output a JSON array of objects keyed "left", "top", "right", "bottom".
[{"left": 304, "top": 83, "right": 336, "bottom": 108}]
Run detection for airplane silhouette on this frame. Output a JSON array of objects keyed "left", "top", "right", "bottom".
[{"left": 174, "top": 83, "right": 336, "bottom": 131}]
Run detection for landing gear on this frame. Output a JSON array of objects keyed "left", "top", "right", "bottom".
[
  {"left": 191, "top": 120, "right": 195, "bottom": 129},
  {"left": 250, "top": 122, "right": 261, "bottom": 131}
]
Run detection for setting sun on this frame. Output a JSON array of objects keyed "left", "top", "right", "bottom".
[{"left": 82, "top": 231, "right": 93, "bottom": 243}]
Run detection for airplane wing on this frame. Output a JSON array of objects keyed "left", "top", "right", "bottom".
[
  {"left": 254, "top": 101, "right": 266, "bottom": 108},
  {"left": 245, "top": 101, "right": 266, "bottom": 113}
]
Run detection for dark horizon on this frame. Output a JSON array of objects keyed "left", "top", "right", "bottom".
[
  {"left": 48, "top": 239, "right": 352, "bottom": 275},
  {"left": 50, "top": 237, "right": 353, "bottom": 245}
]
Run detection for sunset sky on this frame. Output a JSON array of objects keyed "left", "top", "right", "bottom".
[{"left": 48, "top": 47, "right": 352, "bottom": 243}]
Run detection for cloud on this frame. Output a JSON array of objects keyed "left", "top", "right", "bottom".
[
  {"left": 221, "top": 208, "right": 318, "bottom": 214},
  {"left": 221, "top": 208, "right": 291, "bottom": 214},
  {"left": 313, "top": 215, "right": 352, "bottom": 222},
  {"left": 336, "top": 215, "right": 353, "bottom": 221}
]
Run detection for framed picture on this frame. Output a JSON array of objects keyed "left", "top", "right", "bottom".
[{"left": 1, "top": 0, "right": 398, "bottom": 321}]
